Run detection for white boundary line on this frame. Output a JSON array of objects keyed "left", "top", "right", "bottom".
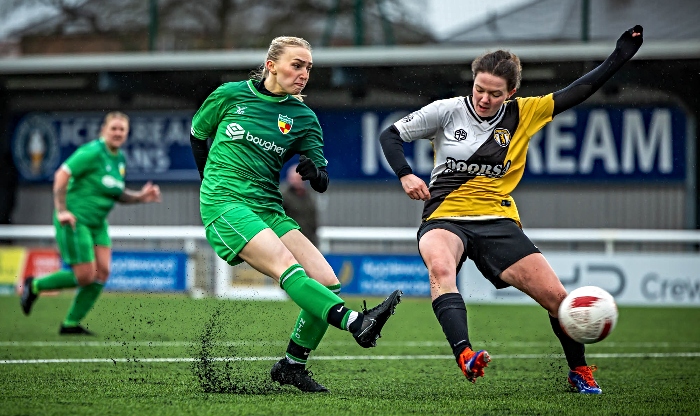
[
  {"left": 2, "top": 341, "right": 699, "bottom": 348},
  {"left": 2, "top": 352, "right": 700, "bottom": 365}
]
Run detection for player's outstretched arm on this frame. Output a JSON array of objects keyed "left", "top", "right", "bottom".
[
  {"left": 552, "top": 25, "right": 643, "bottom": 116},
  {"left": 118, "top": 181, "right": 162, "bottom": 204},
  {"left": 379, "top": 125, "right": 412, "bottom": 178}
]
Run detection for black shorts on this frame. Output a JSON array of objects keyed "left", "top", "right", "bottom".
[{"left": 417, "top": 218, "right": 540, "bottom": 289}]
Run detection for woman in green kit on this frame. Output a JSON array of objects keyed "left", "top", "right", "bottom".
[
  {"left": 20, "top": 111, "right": 162, "bottom": 335},
  {"left": 190, "top": 36, "right": 402, "bottom": 393}
]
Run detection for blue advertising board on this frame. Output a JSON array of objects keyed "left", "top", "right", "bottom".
[
  {"left": 321, "top": 106, "right": 689, "bottom": 183},
  {"left": 103, "top": 251, "right": 187, "bottom": 292},
  {"left": 11, "top": 111, "right": 198, "bottom": 182},
  {"left": 325, "top": 254, "right": 430, "bottom": 296},
  {"left": 523, "top": 106, "right": 688, "bottom": 183},
  {"left": 11, "top": 105, "right": 689, "bottom": 183}
]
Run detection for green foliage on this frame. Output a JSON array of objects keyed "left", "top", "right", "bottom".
[{"left": 1, "top": 294, "right": 699, "bottom": 415}]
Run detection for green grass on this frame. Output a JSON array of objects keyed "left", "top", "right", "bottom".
[{"left": 1, "top": 293, "right": 699, "bottom": 415}]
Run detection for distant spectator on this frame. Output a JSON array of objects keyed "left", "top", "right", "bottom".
[
  {"left": 281, "top": 162, "right": 318, "bottom": 246},
  {"left": 20, "top": 111, "right": 161, "bottom": 335}
]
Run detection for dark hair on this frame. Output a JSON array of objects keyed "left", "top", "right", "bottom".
[{"left": 471, "top": 50, "right": 522, "bottom": 91}]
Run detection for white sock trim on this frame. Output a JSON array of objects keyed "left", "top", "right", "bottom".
[{"left": 345, "top": 311, "right": 359, "bottom": 331}]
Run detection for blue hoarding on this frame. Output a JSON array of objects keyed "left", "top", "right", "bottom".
[
  {"left": 12, "top": 111, "right": 198, "bottom": 182},
  {"left": 325, "top": 254, "right": 430, "bottom": 296},
  {"left": 321, "top": 106, "right": 689, "bottom": 183},
  {"left": 11, "top": 105, "right": 689, "bottom": 183},
  {"left": 103, "top": 251, "right": 187, "bottom": 292}
]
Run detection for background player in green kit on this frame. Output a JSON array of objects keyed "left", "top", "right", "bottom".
[
  {"left": 20, "top": 112, "right": 162, "bottom": 335},
  {"left": 189, "top": 36, "right": 402, "bottom": 393}
]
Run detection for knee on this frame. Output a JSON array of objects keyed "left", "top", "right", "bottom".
[
  {"left": 73, "top": 269, "right": 97, "bottom": 286},
  {"left": 549, "top": 291, "right": 568, "bottom": 317},
  {"left": 278, "top": 250, "right": 297, "bottom": 267},
  {"left": 427, "top": 260, "right": 456, "bottom": 284},
  {"left": 95, "top": 266, "right": 110, "bottom": 283},
  {"left": 538, "top": 289, "right": 567, "bottom": 317}
]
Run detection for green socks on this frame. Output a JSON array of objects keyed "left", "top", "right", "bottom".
[
  {"left": 63, "top": 282, "right": 104, "bottom": 327},
  {"left": 279, "top": 264, "right": 344, "bottom": 325},
  {"left": 289, "top": 283, "right": 340, "bottom": 352},
  {"left": 31, "top": 270, "right": 103, "bottom": 327},
  {"left": 33, "top": 270, "right": 78, "bottom": 294}
]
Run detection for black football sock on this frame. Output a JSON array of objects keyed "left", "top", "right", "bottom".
[
  {"left": 285, "top": 339, "right": 312, "bottom": 365},
  {"left": 326, "top": 304, "right": 363, "bottom": 333},
  {"left": 432, "top": 293, "right": 471, "bottom": 359},
  {"left": 549, "top": 314, "right": 587, "bottom": 369}
]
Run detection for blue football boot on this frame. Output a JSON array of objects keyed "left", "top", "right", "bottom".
[
  {"left": 568, "top": 365, "right": 602, "bottom": 394},
  {"left": 457, "top": 347, "right": 491, "bottom": 383}
]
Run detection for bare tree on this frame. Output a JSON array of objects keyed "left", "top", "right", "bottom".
[
  {"left": 0, "top": 0, "right": 101, "bottom": 34},
  {"left": 2, "top": 0, "right": 432, "bottom": 50}
]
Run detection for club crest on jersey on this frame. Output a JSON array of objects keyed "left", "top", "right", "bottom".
[
  {"left": 278, "top": 114, "right": 293, "bottom": 134},
  {"left": 493, "top": 128, "right": 511, "bottom": 147}
]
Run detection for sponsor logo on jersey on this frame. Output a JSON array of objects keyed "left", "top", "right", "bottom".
[
  {"left": 454, "top": 129, "right": 468, "bottom": 141},
  {"left": 119, "top": 163, "right": 126, "bottom": 177},
  {"left": 246, "top": 132, "right": 288, "bottom": 156},
  {"left": 235, "top": 105, "right": 247, "bottom": 115},
  {"left": 444, "top": 157, "right": 512, "bottom": 178},
  {"left": 101, "top": 175, "right": 125, "bottom": 190},
  {"left": 226, "top": 122, "right": 288, "bottom": 155},
  {"left": 401, "top": 113, "right": 415, "bottom": 123},
  {"left": 278, "top": 114, "right": 293, "bottom": 134},
  {"left": 225, "top": 123, "right": 245, "bottom": 140},
  {"left": 493, "top": 128, "right": 511, "bottom": 147}
]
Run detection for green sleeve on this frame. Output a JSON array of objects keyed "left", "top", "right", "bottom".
[
  {"left": 298, "top": 116, "right": 327, "bottom": 169},
  {"left": 191, "top": 85, "right": 228, "bottom": 140},
  {"left": 63, "top": 144, "right": 97, "bottom": 178}
]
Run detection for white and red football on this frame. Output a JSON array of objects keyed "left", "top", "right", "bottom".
[{"left": 558, "top": 286, "right": 618, "bottom": 344}]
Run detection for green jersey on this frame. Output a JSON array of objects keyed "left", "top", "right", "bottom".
[
  {"left": 62, "top": 138, "right": 126, "bottom": 227},
  {"left": 191, "top": 80, "right": 327, "bottom": 227}
]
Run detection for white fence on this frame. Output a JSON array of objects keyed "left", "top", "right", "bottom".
[
  {"left": 4, "top": 225, "right": 700, "bottom": 252},
  {"left": 0, "top": 225, "right": 205, "bottom": 251},
  {"left": 2, "top": 225, "right": 700, "bottom": 303},
  {"left": 317, "top": 227, "right": 700, "bottom": 255}
]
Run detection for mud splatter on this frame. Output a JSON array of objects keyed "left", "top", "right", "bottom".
[{"left": 191, "top": 304, "right": 284, "bottom": 395}]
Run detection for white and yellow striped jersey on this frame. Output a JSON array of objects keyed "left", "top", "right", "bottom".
[{"left": 393, "top": 94, "right": 555, "bottom": 225}]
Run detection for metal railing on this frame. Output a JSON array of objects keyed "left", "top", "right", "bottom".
[
  {"left": 317, "top": 227, "right": 700, "bottom": 255},
  {"left": 2, "top": 225, "right": 700, "bottom": 256}
]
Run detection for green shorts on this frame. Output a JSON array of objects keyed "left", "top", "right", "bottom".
[
  {"left": 205, "top": 205, "right": 299, "bottom": 266},
  {"left": 54, "top": 214, "right": 111, "bottom": 265}
]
